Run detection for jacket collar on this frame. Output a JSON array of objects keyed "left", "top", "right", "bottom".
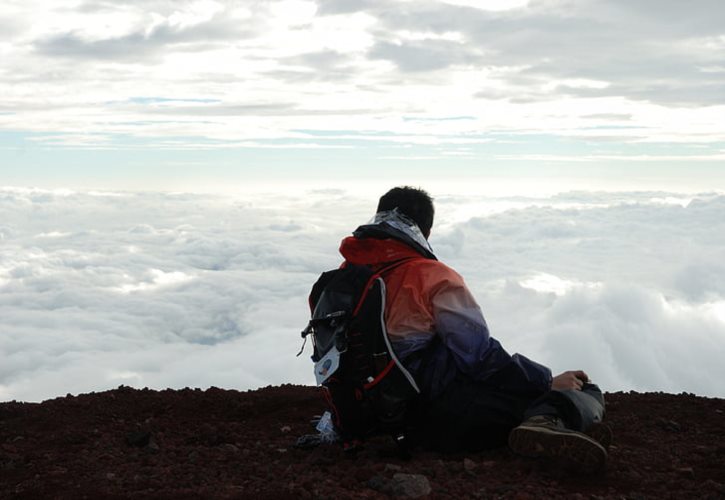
[{"left": 340, "top": 209, "right": 437, "bottom": 262}]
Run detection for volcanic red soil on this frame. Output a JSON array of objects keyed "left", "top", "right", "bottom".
[{"left": 1, "top": 385, "right": 724, "bottom": 499}]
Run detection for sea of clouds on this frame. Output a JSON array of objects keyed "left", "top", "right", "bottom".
[{"left": 1, "top": 186, "right": 724, "bottom": 401}]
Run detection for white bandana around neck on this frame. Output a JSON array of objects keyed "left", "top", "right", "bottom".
[{"left": 370, "top": 208, "right": 435, "bottom": 256}]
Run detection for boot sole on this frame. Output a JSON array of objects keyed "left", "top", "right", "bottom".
[
  {"left": 509, "top": 424, "right": 607, "bottom": 473},
  {"left": 588, "top": 422, "right": 613, "bottom": 450}
]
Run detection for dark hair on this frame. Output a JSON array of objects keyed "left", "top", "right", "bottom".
[{"left": 377, "top": 186, "right": 434, "bottom": 236}]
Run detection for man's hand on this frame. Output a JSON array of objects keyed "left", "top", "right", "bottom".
[{"left": 552, "top": 370, "right": 589, "bottom": 391}]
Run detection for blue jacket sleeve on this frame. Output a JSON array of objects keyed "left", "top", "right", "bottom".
[{"left": 431, "top": 279, "right": 552, "bottom": 395}]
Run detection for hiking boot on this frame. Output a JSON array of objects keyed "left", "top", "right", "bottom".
[
  {"left": 508, "top": 416, "right": 607, "bottom": 473},
  {"left": 587, "top": 422, "right": 613, "bottom": 450}
]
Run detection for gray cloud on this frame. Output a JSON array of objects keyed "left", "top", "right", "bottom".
[
  {"left": 555, "top": 82, "right": 725, "bottom": 107},
  {"left": 34, "top": 12, "right": 257, "bottom": 61},
  {"left": 293, "top": 50, "right": 350, "bottom": 68},
  {"left": 77, "top": 0, "right": 203, "bottom": 13},
  {"left": 674, "top": 262, "right": 725, "bottom": 302},
  {"left": 316, "top": 0, "right": 381, "bottom": 15},
  {"left": 352, "top": 0, "right": 725, "bottom": 106},
  {"left": 137, "top": 102, "right": 298, "bottom": 116},
  {"left": 258, "top": 50, "right": 360, "bottom": 84},
  {"left": 582, "top": 114, "right": 633, "bottom": 121},
  {"left": 369, "top": 39, "right": 477, "bottom": 72},
  {"left": 281, "top": 49, "right": 357, "bottom": 76},
  {"left": 0, "top": 15, "right": 26, "bottom": 41},
  {"left": 130, "top": 103, "right": 379, "bottom": 117}
]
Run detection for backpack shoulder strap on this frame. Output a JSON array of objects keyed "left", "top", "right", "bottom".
[{"left": 351, "top": 256, "right": 423, "bottom": 315}]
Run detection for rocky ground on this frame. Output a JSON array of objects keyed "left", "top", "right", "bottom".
[{"left": 1, "top": 385, "right": 725, "bottom": 499}]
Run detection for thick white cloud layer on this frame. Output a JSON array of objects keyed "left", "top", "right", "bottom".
[{"left": 1, "top": 186, "right": 723, "bottom": 401}]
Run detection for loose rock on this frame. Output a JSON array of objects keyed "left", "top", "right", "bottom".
[{"left": 391, "top": 473, "right": 432, "bottom": 498}]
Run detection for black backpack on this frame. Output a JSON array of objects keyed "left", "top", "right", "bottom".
[{"left": 300, "top": 259, "right": 422, "bottom": 451}]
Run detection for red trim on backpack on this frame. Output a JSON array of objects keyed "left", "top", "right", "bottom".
[{"left": 363, "top": 359, "right": 395, "bottom": 390}]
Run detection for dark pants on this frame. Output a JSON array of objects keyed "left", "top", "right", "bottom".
[{"left": 416, "top": 376, "right": 605, "bottom": 452}]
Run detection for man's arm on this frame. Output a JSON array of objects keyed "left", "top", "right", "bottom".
[{"left": 431, "top": 273, "right": 553, "bottom": 394}]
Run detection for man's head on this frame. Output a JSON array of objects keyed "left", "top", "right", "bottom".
[{"left": 377, "top": 186, "right": 434, "bottom": 238}]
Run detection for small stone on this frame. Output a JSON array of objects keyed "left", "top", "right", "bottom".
[
  {"left": 676, "top": 467, "right": 695, "bottom": 479},
  {"left": 106, "top": 473, "right": 116, "bottom": 480},
  {"left": 280, "top": 426, "right": 292, "bottom": 433},
  {"left": 144, "top": 440, "right": 160, "bottom": 454},
  {"left": 384, "top": 463, "right": 402, "bottom": 473},
  {"left": 220, "top": 444, "right": 239, "bottom": 453},
  {"left": 702, "top": 480, "right": 725, "bottom": 494},
  {"left": 657, "top": 418, "right": 681, "bottom": 432},
  {"left": 391, "top": 473, "right": 432, "bottom": 498},
  {"left": 474, "top": 487, "right": 488, "bottom": 498},
  {"left": 276, "top": 448, "right": 288, "bottom": 453},
  {"left": 463, "top": 458, "right": 477, "bottom": 472},
  {"left": 366, "top": 475, "right": 387, "bottom": 491}
]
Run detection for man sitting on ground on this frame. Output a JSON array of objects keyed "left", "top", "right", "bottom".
[{"left": 337, "top": 186, "right": 609, "bottom": 471}]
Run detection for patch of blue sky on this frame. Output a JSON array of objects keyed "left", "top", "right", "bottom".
[
  {"left": 292, "top": 129, "right": 400, "bottom": 137},
  {"left": 587, "top": 140, "right": 725, "bottom": 158},
  {"left": 289, "top": 131, "right": 605, "bottom": 157},
  {"left": 3, "top": 129, "right": 722, "bottom": 159},
  {"left": 0, "top": 130, "right": 35, "bottom": 147},
  {"left": 1, "top": 130, "right": 230, "bottom": 150},
  {"left": 482, "top": 132, "right": 725, "bottom": 158},
  {"left": 578, "top": 125, "right": 653, "bottom": 130},
  {"left": 3, "top": 128, "right": 724, "bottom": 194},
  {"left": 126, "top": 97, "right": 222, "bottom": 105},
  {"left": 402, "top": 115, "right": 477, "bottom": 122},
  {"left": 111, "top": 120, "right": 218, "bottom": 126}
]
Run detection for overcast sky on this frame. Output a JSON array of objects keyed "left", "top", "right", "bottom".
[{"left": 2, "top": 0, "right": 725, "bottom": 191}]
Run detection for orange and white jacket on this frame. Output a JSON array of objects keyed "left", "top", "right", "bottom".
[{"left": 339, "top": 210, "right": 552, "bottom": 398}]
